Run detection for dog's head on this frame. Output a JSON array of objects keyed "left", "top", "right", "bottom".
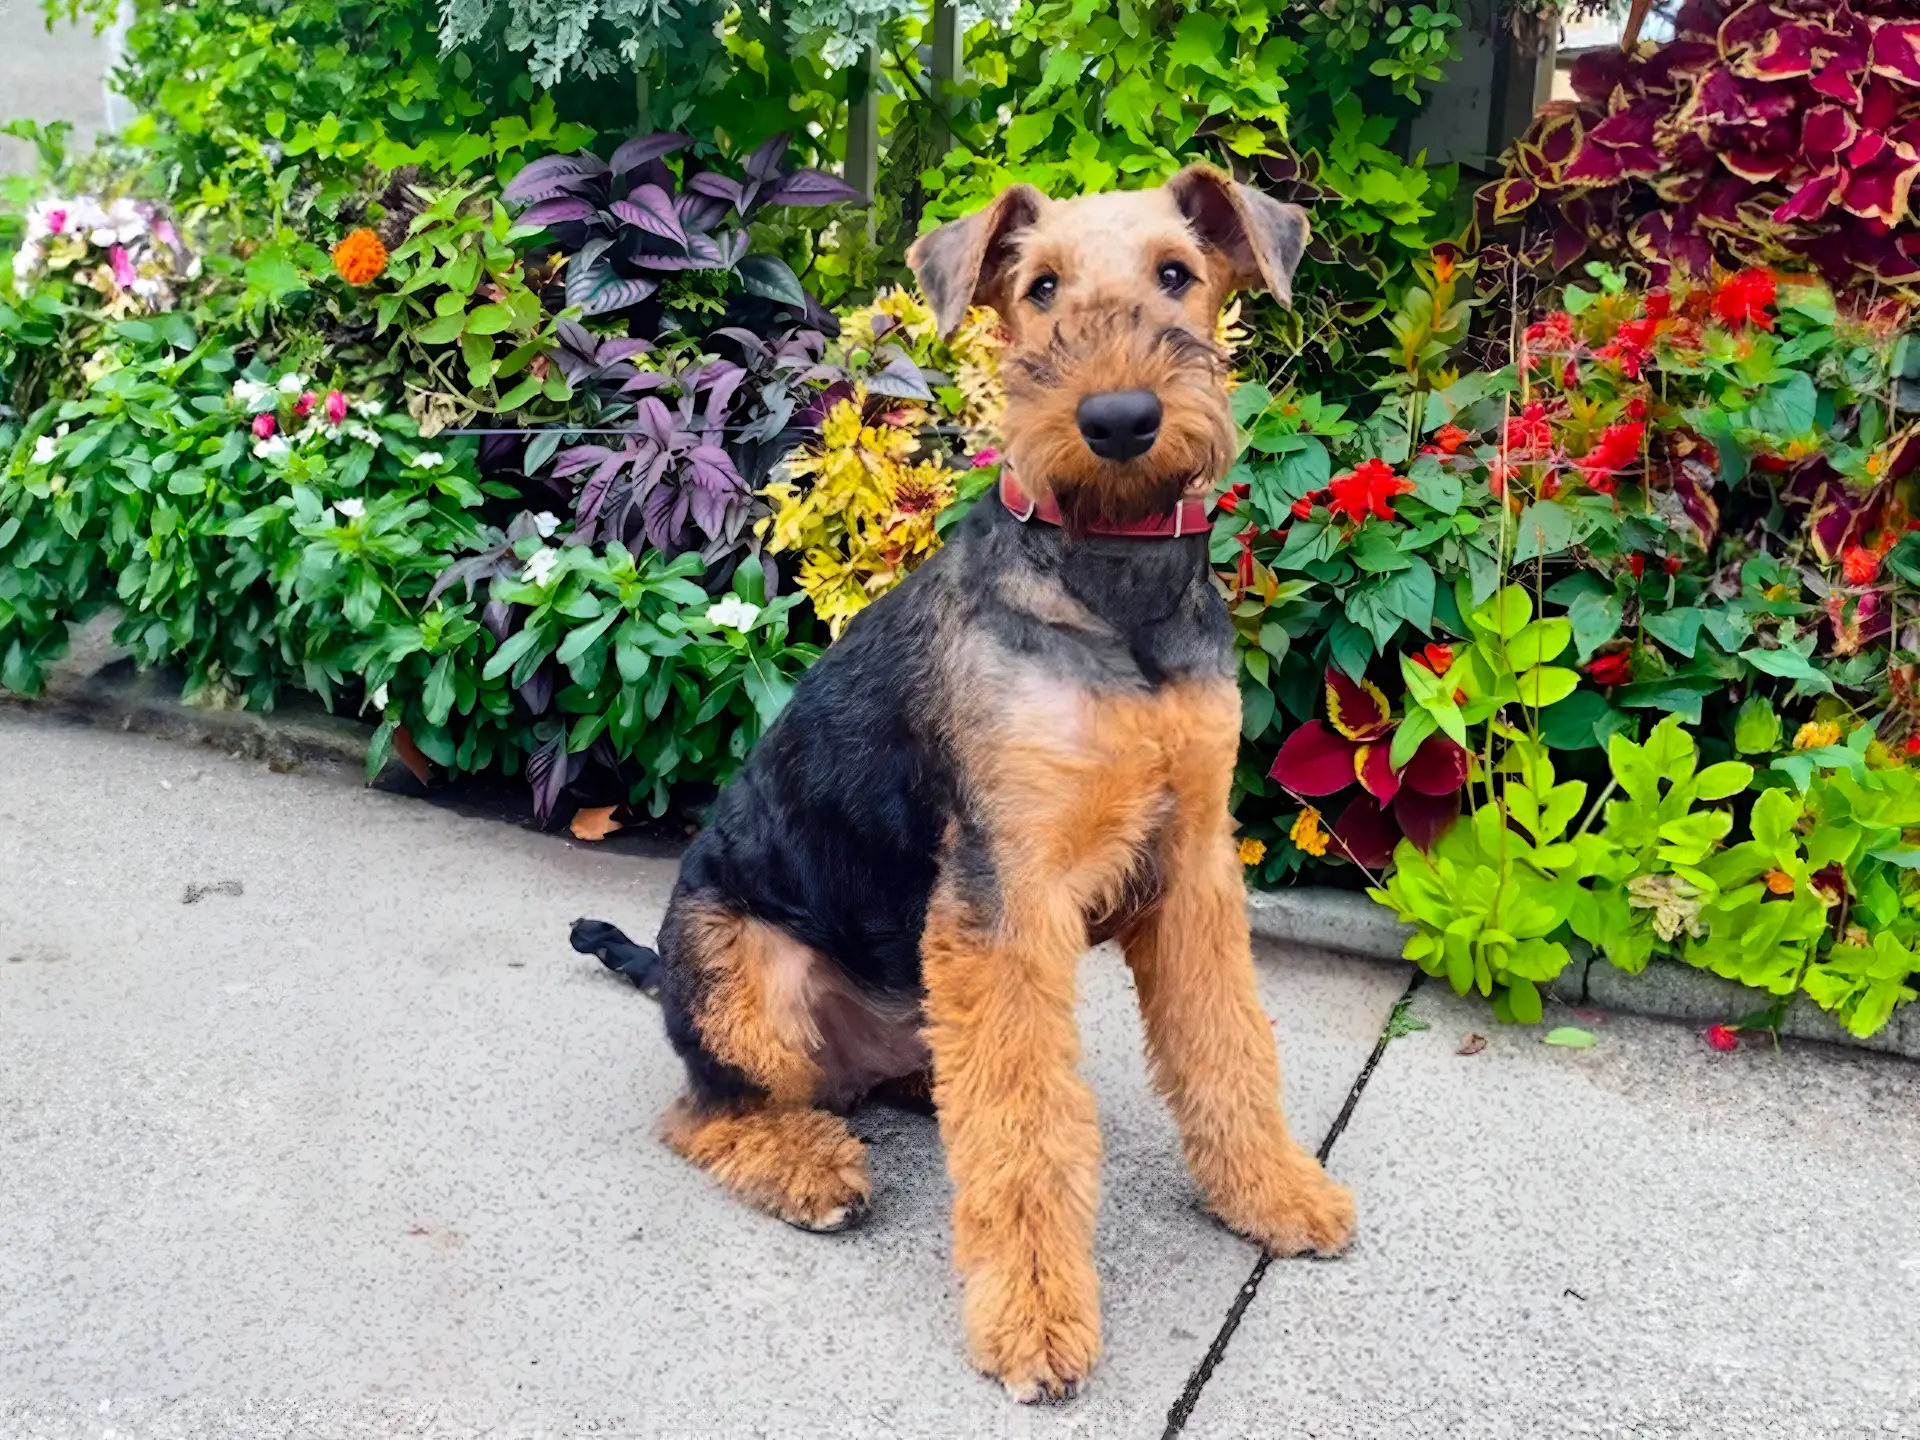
[{"left": 908, "top": 166, "right": 1308, "bottom": 531}]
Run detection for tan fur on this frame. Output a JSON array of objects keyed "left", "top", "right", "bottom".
[
  {"left": 1117, "top": 682, "right": 1355, "bottom": 1256},
  {"left": 660, "top": 1098, "right": 870, "bottom": 1231}
]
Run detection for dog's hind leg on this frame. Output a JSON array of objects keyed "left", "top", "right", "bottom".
[
  {"left": 921, "top": 872, "right": 1103, "bottom": 1403},
  {"left": 655, "top": 899, "right": 871, "bottom": 1233},
  {"left": 1120, "top": 682, "right": 1355, "bottom": 1258}
]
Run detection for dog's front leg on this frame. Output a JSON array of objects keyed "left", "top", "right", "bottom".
[
  {"left": 922, "top": 877, "right": 1101, "bottom": 1403},
  {"left": 1121, "top": 690, "right": 1355, "bottom": 1257}
]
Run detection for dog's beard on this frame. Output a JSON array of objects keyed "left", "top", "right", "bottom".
[{"left": 1003, "top": 321, "right": 1234, "bottom": 532}]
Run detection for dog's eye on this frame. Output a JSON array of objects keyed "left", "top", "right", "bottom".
[
  {"left": 1157, "top": 261, "right": 1195, "bottom": 296},
  {"left": 1025, "top": 274, "right": 1058, "bottom": 308}
]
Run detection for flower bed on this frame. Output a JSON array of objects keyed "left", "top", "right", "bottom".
[{"left": 6, "top": 0, "right": 1920, "bottom": 1047}]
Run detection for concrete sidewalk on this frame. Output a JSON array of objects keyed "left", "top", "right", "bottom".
[{"left": 3, "top": 712, "right": 1917, "bottom": 1439}]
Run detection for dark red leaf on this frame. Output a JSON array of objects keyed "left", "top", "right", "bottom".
[
  {"left": 1402, "top": 734, "right": 1470, "bottom": 797},
  {"left": 1331, "top": 793, "right": 1401, "bottom": 869},
  {"left": 1357, "top": 743, "right": 1400, "bottom": 802},
  {"left": 1269, "top": 721, "right": 1361, "bottom": 796},
  {"left": 1393, "top": 788, "right": 1463, "bottom": 852}
]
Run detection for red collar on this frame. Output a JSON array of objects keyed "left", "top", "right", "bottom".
[{"left": 998, "top": 469, "right": 1212, "bottom": 538}]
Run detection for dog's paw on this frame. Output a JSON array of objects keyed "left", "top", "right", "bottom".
[
  {"left": 1217, "top": 1151, "right": 1356, "bottom": 1258},
  {"left": 772, "top": 1132, "right": 872, "bottom": 1233},
  {"left": 964, "top": 1272, "right": 1101, "bottom": 1404}
]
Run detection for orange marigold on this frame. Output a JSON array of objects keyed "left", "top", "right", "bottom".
[{"left": 331, "top": 228, "right": 388, "bottom": 286}]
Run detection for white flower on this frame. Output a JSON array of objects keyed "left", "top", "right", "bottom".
[
  {"left": 232, "top": 378, "right": 271, "bottom": 407},
  {"left": 370, "top": 683, "right": 389, "bottom": 710},
  {"left": 12, "top": 242, "right": 39, "bottom": 284},
  {"left": 351, "top": 398, "right": 385, "bottom": 418},
  {"left": 532, "top": 511, "right": 561, "bottom": 538},
  {"left": 31, "top": 436, "right": 56, "bottom": 466},
  {"left": 89, "top": 226, "right": 117, "bottom": 248},
  {"left": 521, "top": 548, "right": 560, "bottom": 586},
  {"left": 412, "top": 451, "right": 444, "bottom": 468},
  {"left": 344, "top": 421, "right": 383, "bottom": 446},
  {"left": 276, "top": 372, "right": 309, "bottom": 397},
  {"left": 706, "top": 596, "right": 761, "bottom": 631},
  {"left": 335, "top": 497, "right": 366, "bottom": 519},
  {"left": 252, "top": 435, "right": 292, "bottom": 464}
]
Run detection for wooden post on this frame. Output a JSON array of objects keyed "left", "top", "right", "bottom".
[
  {"left": 929, "top": 0, "right": 963, "bottom": 156},
  {"left": 845, "top": 48, "right": 880, "bottom": 237}
]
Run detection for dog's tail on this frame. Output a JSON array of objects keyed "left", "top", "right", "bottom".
[{"left": 570, "top": 917, "right": 662, "bottom": 997}]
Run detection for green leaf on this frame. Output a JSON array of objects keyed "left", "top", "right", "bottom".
[
  {"left": 1512, "top": 501, "right": 1573, "bottom": 564},
  {"left": 1515, "top": 665, "right": 1578, "bottom": 708},
  {"left": 422, "top": 655, "right": 457, "bottom": 726},
  {"left": 1507, "top": 618, "right": 1570, "bottom": 670},
  {"left": 1542, "top": 1026, "right": 1597, "bottom": 1048},
  {"left": 1746, "top": 372, "right": 1817, "bottom": 438},
  {"left": 413, "top": 310, "right": 466, "bottom": 345},
  {"left": 244, "top": 243, "right": 308, "bottom": 304},
  {"left": 1473, "top": 585, "right": 1531, "bottom": 640},
  {"left": 465, "top": 303, "right": 513, "bottom": 335},
  {"left": 1407, "top": 453, "right": 1461, "bottom": 514},
  {"left": 1241, "top": 680, "right": 1276, "bottom": 740},
  {"left": 1642, "top": 606, "right": 1703, "bottom": 658},
  {"left": 1733, "top": 697, "right": 1781, "bottom": 754},
  {"left": 1742, "top": 641, "right": 1833, "bottom": 694},
  {"left": 1693, "top": 761, "right": 1753, "bottom": 801},
  {"left": 1538, "top": 689, "right": 1624, "bottom": 751},
  {"left": 1567, "top": 589, "right": 1623, "bottom": 661}
]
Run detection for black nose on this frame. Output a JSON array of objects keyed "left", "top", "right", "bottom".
[{"left": 1076, "top": 389, "right": 1162, "bottom": 463}]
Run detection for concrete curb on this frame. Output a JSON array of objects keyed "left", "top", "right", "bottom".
[
  {"left": 13, "top": 619, "right": 1917, "bottom": 1062},
  {"left": 1248, "top": 886, "right": 1920, "bottom": 1061}
]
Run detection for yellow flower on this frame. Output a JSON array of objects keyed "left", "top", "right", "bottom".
[
  {"left": 1238, "top": 837, "right": 1267, "bottom": 867},
  {"left": 1793, "top": 720, "right": 1843, "bottom": 750},
  {"left": 1289, "top": 807, "right": 1330, "bottom": 858}
]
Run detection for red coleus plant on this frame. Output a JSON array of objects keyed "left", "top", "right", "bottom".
[
  {"left": 1479, "top": 0, "right": 1920, "bottom": 295},
  {"left": 1269, "top": 667, "right": 1470, "bottom": 868}
]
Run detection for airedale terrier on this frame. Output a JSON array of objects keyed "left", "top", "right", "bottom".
[{"left": 574, "top": 164, "right": 1355, "bottom": 1401}]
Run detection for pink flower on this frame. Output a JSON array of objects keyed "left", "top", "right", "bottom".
[
  {"left": 109, "top": 246, "right": 137, "bottom": 289},
  {"left": 969, "top": 447, "right": 1001, "bottom": 469},
  {"left": 252, "top": 413, "right": 278, "bottom": 441},
  {"left": 293, "top": 391, "right": 317, "bottom": 420},
  {"left": 46, "top": 208, "right": 68, "bottom": 234},
  {"left": 324, "top": 390, "right": 348, "bottom": 426}
]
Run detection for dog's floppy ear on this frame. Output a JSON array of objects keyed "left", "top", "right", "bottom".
[
  {"left": 907, "top": 184, "right": 1045, "bottom": 338},
  {"left": 1166, "top": 164, "right": 1310, "bottom": 309}
]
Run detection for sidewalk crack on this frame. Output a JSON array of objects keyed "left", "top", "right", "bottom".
[{"left": 1160, "top": 971, "right": 1425, "bottom": 1438}]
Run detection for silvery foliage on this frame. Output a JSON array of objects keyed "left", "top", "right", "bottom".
[{"left": 438, "top": 0, "right": 1017, "bottom": 87}]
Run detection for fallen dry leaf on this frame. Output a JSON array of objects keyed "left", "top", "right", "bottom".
[
  {"left": 391, "top": 724, "right": 432, "bottom": 786},
  {"left": 1456, "top": 1033, "right": 1487, "bottom": 1056},
  {"left": 570, "top": 805, "right": 623, "bottom": 842}
]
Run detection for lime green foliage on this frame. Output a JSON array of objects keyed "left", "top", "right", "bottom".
[{"left": 1376, "top": 710, "right": 1919, "bottom": 1040}]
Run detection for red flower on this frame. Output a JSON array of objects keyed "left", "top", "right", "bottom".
[
  {"left": 1587, "top": 649, "right": 1634, "bottom": 686},
  {"left": 1327, "top": 460, "right": 1415, "bottom": 525},
  {"left": 1524, "top": 311, "right": 1575, "bottom": 350},
  {"left": 1217, "top": 481, "right": 1249, "bottom": 516},
  {"left": 1905, "top": 735, "right": 1920, "bottom": 757},
  {"left": 1704, "top": 1025, "right": 1740, "bottom": 1053},
  {"left": 1539, "top": 473, "right": 1562, "bottom": 499},
  {"left": 1290, "top": 491, "right": 1323, "bottom": 519},
  {"left": 1628, "top": 554, "right": 1646, "bottom": 580},
  {"left": 1503, "top": 401, "right": 1553, "bottom": 456},
  {"left": 1414, "top": 643, "right": 1454, "bottom": 675},
  {"left": 1575, "top": 421, "right": 1645, "bottom": 488},
  {"left": 1626, "top": 396, "right": 1648, "bottom": 421},
  {"left": 292, "top": 391, "right": 317, "bottom": 420},
  {"left": 1590, "top": 474, "right": 1619, "bottom": 497},
  {"left": 252, "top": 412, "right": 277, "bottom": 440},
  {"left": 1434, "top": 423, "right": 1470, "bottom": 455},
  {"left": 1842, "top": 545, "right": 1882, "bottom": 585},
  {"left": 1712, "top": 268, "right": 1777, "bottom": 331},
  {"left": 1268, "top": 668, "right": 1470, "bottom": 864},
  {"left": 1664, "top": 555, "right": 1683, "bottom": 576},
  {"left": 1643, "top": 290, "right": 1671, "bottom": 321},
  {"left": 1562, "top": 359, "right": 1580, "bottom": 389}
]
